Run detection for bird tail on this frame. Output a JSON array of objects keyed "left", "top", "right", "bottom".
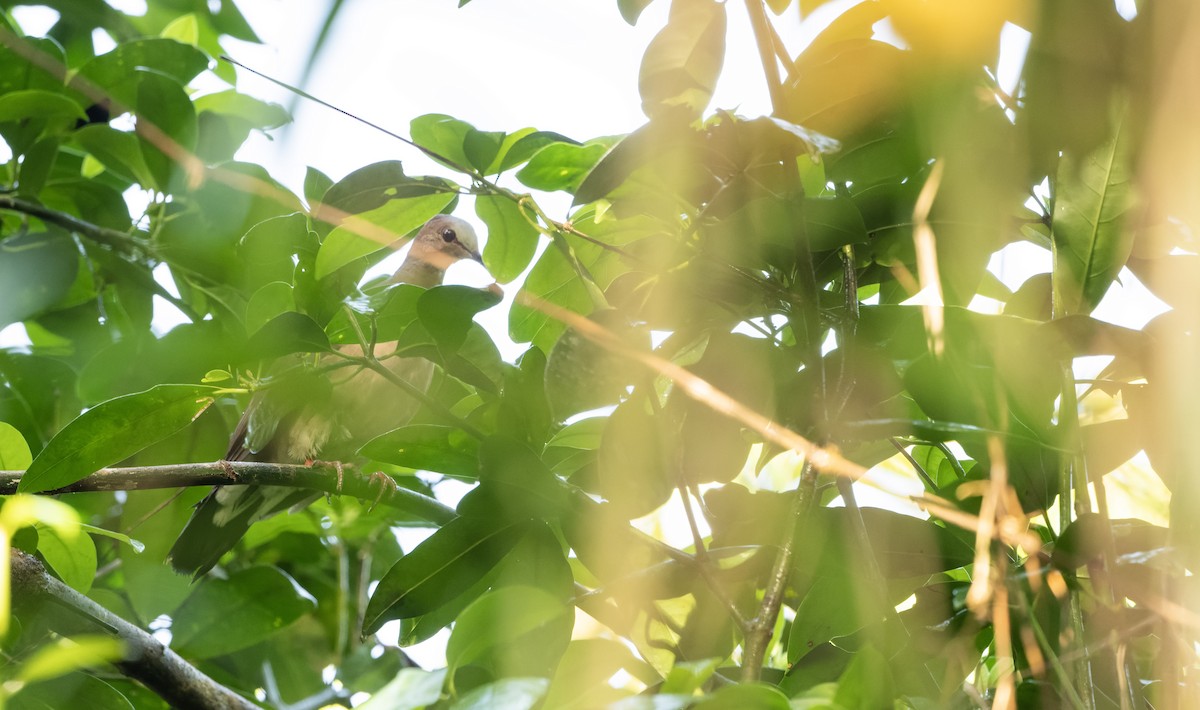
[{"left": 167, "top": 488, "right": 257, "bottom": 578}]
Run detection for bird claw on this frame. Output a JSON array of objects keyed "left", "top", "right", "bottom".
[
  {"left": 218, "top": 460, "right": 238, "bottom": 481},
  {"left": 307, "top": 459, "right": 346, "bottom": 496},
  {"left": 366, "top": 471, "right": 398, "bottom": 513}
]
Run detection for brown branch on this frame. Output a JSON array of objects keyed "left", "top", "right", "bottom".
[
  {"left": 0, "top": 462, "right": 457, "bottom": 524},
  {"left": 10, "top": 550, "right": 256, "bottom": 710}
]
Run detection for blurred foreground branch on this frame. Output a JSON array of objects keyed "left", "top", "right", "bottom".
[{"left": 10, "top": 550, "right": 257, "bottom": 710}]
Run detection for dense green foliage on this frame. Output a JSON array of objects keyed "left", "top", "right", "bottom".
[{"left": 0, "top": 0, "right": 1196, "bottom": 708}]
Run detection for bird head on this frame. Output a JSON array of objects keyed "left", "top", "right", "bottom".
[{"left": 405, "top": 214, "right": 483, "bottom": 273}]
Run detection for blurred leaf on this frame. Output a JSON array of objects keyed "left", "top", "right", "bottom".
[
  {"left": 450, "top": 678, "right": 549, "bottom": 710},
  {"left": 9, "top": 673, "right": 132, "bottom": 710},
  {"left": 1051, "top": 107, "right": 1135, "bottom": 315},
  {"left": 0, "top": 89, "right": 85, "bottom": 123},
  {"left": 359, "top": 425, "right": 480, "bottom": 477},
  {"left": 0, "top": 230, "right": 79, "bottom": 328},
  {"left": 694, "top": 684, "right": 790, "bottom": 710},
  {"left": 446, "top": 585, "right": 572, "bottom": 679},
  {"left": 358, "top": 668, "right": 447, "bottom": 710},
  {"left": 0, "top": 421, "right": 33, "bottom": 469},
  {"left": 243, "top": 311, "right": 331, "bottom": 360},
  {"left": 15, "top": 636, "right": 124, "bottom": 685},
  {"left": 315, "top": 192, "right": 454, "bottom": 279},
  {"left": 19, "top": 385, "right": 217, "bottom": 493},
  {"left": 134, "top": 71, "right": 198, "bottom": 191},
  {"left": 639, "top": 0, "right": 727, "bottom": 120},
  {"left": 462, "top": 437, "right": 569, "bottom": 521},
  {"left": 171, "top": 566, "right": 316, "bottom": 658},
  {"left": 597, "top": 395, "right": 674, "bottom": 519},
  {"left": 476, "top": 194, "right": 540, "bottom": 283},
  {"left": 618, "top": 0, "right": 658, "bottom": 25},
  {"left": 304, "top": 165, "right": 333, "bottom": 207},
  {"left": 364, "top": 517, "right": 527, "bottom": 632}
]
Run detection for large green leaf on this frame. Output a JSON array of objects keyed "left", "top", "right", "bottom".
[
  {"left": 0, "top": 230, "right": 79, "bottom": 328},
  {"left": 171, "top": 567, "right": 316, "bottom": 658},
  {"left": 315, "top": 192, "right": 455, "bottom": 279},
  {"left": 364, "top": 517, "right": 528, "bottom": 632},
  {"left": 18, "top": 385, "right": 217, "bottom": 493},
  {"left": 359, "top": 425, "right": 481, "bottom": 478},
  {"left": 638, "top": 0, "right": 727, "bottom": 119},
  {"left": 0, "top": 422, "right": 32, "bottom": 469},
  {"left": 1051, "top": 108, "right": 1135, "bottom": 315},
  {"left": 446, "top": 585, "right": 572, "bottom": 680},
  {"left": 416, "top": 285, "right": 503, "bottom": 352},
  {"left": 476, "top": 194, "right": 540, "bottom": 284}
]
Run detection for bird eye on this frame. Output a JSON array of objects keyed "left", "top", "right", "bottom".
[{"left": 441, "top": 228, "right": 456, "bottom": 243}]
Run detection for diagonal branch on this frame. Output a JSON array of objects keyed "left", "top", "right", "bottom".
[{"left": 10, "top": 550, "right": 257, "bottom": 710}]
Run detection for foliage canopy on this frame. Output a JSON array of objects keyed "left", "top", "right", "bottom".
[{"left": 0, "top": 0, "right": 1197, "bottom": 708}]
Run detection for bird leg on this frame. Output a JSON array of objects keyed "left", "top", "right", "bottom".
[
  {"left": 218, "top": 459, "right": 238, "bottom": 482},
  {"left": 366, "top": 471, "right": 398, "bottom": 513},
  {"left": 305, "top": 459, "right": 346, "bottom": 495}
]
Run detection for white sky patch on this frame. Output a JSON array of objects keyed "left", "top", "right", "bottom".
[
  {"left": 1091, "top": 267, "right": 1171, "bottom": 330},
  {"left": 988, "top": 241, "right": 1051, "bottom": 292},
  {"left": 996, "top": 22, "right": 1032, "bottom": 98},
  {"left": 8, "top": 6, "right": 58, "bottom": 36}
]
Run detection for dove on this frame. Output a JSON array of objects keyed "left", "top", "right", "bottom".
[{"left": 169, "top": 215, "right": 483, "bottom": 577}]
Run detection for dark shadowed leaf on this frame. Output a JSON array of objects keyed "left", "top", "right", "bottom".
[
  {"left": 364, "top": 517, "right": 528, "bottom": 632},
  {"left": 171, "top": 567, "right": 316, "bottom": 658},
  {"left": 0, "top": 230, "right": 78, "bottom": 328},
  {"left": 243, "top": 312, "right": 331, "bottom": 361},
  {"left": 417, "top": 285, "right": 502, "bottom": 353},
  {"left": 19, "top": 385, "right": 217, "bottom": 493}
]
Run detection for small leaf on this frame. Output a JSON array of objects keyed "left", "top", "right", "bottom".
[
  {"left": 476, "top": 194, "right": 540, "bottom": 284},
  {"left": 80, "top": 524, "right": 144, "bottom": 553},
  {"left": 364, "top": 517, "right": 527, "bottom": 632},
  {"left": 0, "top": 422, "right": 32, "bottom": 469},
  {"left": 171, "top": 567, "right": 316, "bottom": 658},
  {"left": 160, "top": 13, "right": 200, "bottom": 46},
  {"left": 34, "top": 523, "right": 97, "bottom": 593},
  {"left": 19, "top": 385, "right": 217, "bottom": 493},
  {"left": 304, "top": 165, "right": 333, "bottom": 207},
  {"left": 359, "top": 425, "right": 481, "bottom": 478},
  {"left": 358, "top": 668, "right": 447, "bottom": 710},
  {"left": 451, "top": 678, "right": 549, "bottom": 710},
  {"left": 315, "top": 192, "right": 455, "bottom": 279},
  {"left": 1051, "top": 106, "right": 1135, "bottom": 315}
]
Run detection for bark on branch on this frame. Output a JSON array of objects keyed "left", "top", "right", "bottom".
[
  {"left": 0, "top": 461, "right": 457, "bottom": 525},
  {"left": 10, "top": 550, "right": 258, "bottom": 710}
]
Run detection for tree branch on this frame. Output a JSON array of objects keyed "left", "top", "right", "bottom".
[
  {"left": 0, "top": 462, "right": 457, "bottom": 525},
  {"left": 10, "top": 550, "right": 257, "bottom": 710},
  {"left": 0, "top": 194, "right": 150, "bottom": 257}
]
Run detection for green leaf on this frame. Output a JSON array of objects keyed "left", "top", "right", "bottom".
[
  {"left": 516, "top": 142, "right": 609, "bottom": 193},
  {"left": 410, "top": 113, "right": 474, "bottom": 171},
  {"left": 19, "top": 385, "right": 217, "bottom": 493},
  {"left": 597, "top": 396, "right": 674, "bottom": 519},
  {"left": 358, "top": 668, "right": 447, "bottom": 710},
  {"left": 464, "top": 128, "right": 505, "bottom": 173},
  {"left": 364, "top": 517, "right": 528, "bottom": 632},
  {"left": 304, "top": 165, "right": 334, "bottom": 207},
  {"left": 446, "top": 585, "right": 572, "bottom": 679},
  {"left": 638, "top": 0, "right": 727, "bottom": 119},
  {"left": 243, "top": 312, "right": 331, "bottom": 361},
  {"left": 618, "top": 0, "right": 659, "bottom": 25},
  {"left": 460, "top": 437, "right": 569, "bottom": 521},
  {"left": 194, "top": 90, "right": 289, "bottom": 129},
  {"left": 0, "top": 90, "right": 85, "bottom": 123},
  {"left": 804, "top": 195, "right": 869, "bottom": 251},
  {"left": 416, "top": 285, "right": 502, "bottom": 352},
  {"left": 0, "top": 421, "right": 32, "bottom": 469},
  {"left": 493, "top": 130, "right": 579, "bottom": 174},
  {"left": 315, "top": 192, "right": 455, "bottom": 279},
  {"left": 476, "top": 195, "right": 540, "bottom": 284},
  {"left": 72, "top": 125, "right": 154, "bottom": 185},
  {"left": 74, "top": 39, "right": 209, "bottom": 102},
  {"left": 661, "top": 657, "right": 722, "bottom": 694},
  {"left": 1051, "top": 107, "right": 1135, "bottom": 315},
  {"left": 244, "top": 281, "right": 296, "bottom": 333},
  {"left": 134, "top": 71, "right": 198, "bottom": 191},
  {"left": 0, "top": 230, "right": 79, "bottom": 328},
  {"left": 451, "top": 678, "right": 549, "bottom": 710},
  {"left": 359, "top": 425, "right": 481, "bottom": 478},
  {"left": 10, "top": 673, "right": 132, "bottom": 710},
  {"left": 694, "top": 684, "right": 790, "bottom": 710},
  {"left": 171, "top": 567, "right": 316, "bottom": 658},
  {"left": 14, "top": 636, "right": 124, "bottom": 685},
  {"left": 34, "top": 523, "right": 97, "bottom": 593},
  {"left": 160, "top": 13, "right": 200, "bottom": 45}
]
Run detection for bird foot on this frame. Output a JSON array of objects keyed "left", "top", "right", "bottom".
[
  {"left": 366, "top": 471, "right": 398, "bottom": 513},
  {"left": 306, "top": 459, "right": 346, "bottom": 495},
  {"left": 218, "top": 459, "right": 238, "bottom": 481}
]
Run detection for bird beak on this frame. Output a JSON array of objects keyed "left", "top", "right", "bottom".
[{"left": 467, "top": 249, "right": 484, "bottom": 265}]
